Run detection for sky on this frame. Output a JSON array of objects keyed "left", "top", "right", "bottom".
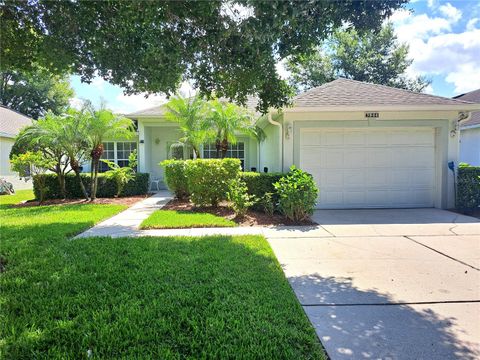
[{"left": 70, "top": 0, "right": 480, "bottom": 114}]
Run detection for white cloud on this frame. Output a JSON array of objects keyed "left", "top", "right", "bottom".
[
  {"left": 69, "top": 97, "right": 85, "bottom": 110},
  {"left": 439, "top": 3, "right": 462, "bottom": 23},
  {"left": 389, "top": 7, "right": 480, "bottom": 95}
]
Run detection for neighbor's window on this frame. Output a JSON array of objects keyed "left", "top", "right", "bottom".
[
  {"left": 99, "top": 141, "right": 137, "bottom": 172},
  {"left": 203, "top": 142, "right": 245, "bottom": 169}
]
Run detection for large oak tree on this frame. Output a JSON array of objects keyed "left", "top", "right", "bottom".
[{"left": 1, "top": 0, "right": 407, "bottom": 112}]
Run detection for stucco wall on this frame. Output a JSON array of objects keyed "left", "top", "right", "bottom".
[
  {"left": 0, "top": 136, "right": 32, "bottom": 190},
  {"left": 259, "top": 123, "right": 281, "bottom": 173},
  {"left": 460, "top": 127, "right": 480, "bottom": 166}
]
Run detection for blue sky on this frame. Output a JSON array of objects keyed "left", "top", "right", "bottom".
[{"left": 70, "top": 0, "right": 480, "bottom": 113}]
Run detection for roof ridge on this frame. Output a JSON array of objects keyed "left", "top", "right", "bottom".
[
  {"left": 0, "top": 105, "right": 33, "bottom": 119},
  {"left": 333, "top": 78, "right": 474, "bottom": 105}
]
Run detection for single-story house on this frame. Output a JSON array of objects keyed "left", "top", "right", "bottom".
[
  {"left": 454, "top": 89, "right": 480, "bottom": 166},
  {"left": 0, "top": 106, "right": 33, "bottom": 190},
  {"left": 96, "top": 79, "right": 480, "bottom": 209}
]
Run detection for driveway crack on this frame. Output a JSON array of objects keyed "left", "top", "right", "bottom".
[
  {"left": 404, "top": 235, "right": 480, "bottom": 271},
  {"left": 448, "top": 214, "right": 460, "bottom": 235}
]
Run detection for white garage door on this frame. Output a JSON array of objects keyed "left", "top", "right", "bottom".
[{"left": 299, "top": 128, "right": 436, "bottom": 209}]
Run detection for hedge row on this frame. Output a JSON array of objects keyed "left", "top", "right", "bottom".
[
  {"left": 239, "top": 172, "right": 284, "bottom": 210},
  {"left": 162, "top": 159, "right": 241, "bottom": 206},
  {"left": 33, "top": 173, "right": 149, "bottom": 200},
  {"left": 457, "top": 165, "right": 480, "bottom": 211}
]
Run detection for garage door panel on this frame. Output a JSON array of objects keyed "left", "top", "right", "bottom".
[{"left": 300, "top": 128, "right": 436, "bottom": 209}]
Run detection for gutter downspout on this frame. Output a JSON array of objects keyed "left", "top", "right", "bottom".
[{"left": 268, "top": 112, "right": 283, "bottom": 172}]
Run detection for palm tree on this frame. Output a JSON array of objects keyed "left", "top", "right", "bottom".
[
  {"left": 164, "top": 95, "right": 208, "bottom": 159},
  {"left": 86, "top": 107, "right": 135, "bottom": 200},
  {"left": 206, "top": 99, "right": 265, "bottom": 158},
  {"left": 15, "top": 112, "right": 71, "bottom": 198}
]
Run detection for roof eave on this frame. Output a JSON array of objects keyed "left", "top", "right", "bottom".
[{"left": 283, "top": 104, "right": 480, "bottom": 112}]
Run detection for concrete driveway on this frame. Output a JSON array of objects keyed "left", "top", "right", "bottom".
[{"left": 267, "top": 208, "right": 480, "bottom": 360}]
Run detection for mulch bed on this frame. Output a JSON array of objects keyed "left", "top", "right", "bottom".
[
  {"left": 13, "top": 194, "right": 152, "bottom": 208},
  {"left": 163, "top": 198, "right": 317, "bottom": 227}
]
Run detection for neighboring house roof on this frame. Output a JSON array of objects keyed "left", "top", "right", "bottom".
[
  {"left": 127, "top": 95, "right": 259, "bottom": 118},
  {"left": 0, "top": 106, "right": 33, "bottom": 138},
  {"left": 453, "top": 89, "right": 480, "bottom": 129},
  {"left": 293, "top": 78, "right": 474, "bottom": 108}
]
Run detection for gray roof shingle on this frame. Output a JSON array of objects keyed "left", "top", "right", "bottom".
[
  {"left": 454, "top": 89, "right": 480, "bottom": 128},
  {"left": 293, "top": 78, "right": 473, "bottom": 107},
  {"left": 0, "top": 106, "right": 33, "bottom": 138}
]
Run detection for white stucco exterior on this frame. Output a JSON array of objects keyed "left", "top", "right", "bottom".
[
  {"left": 460, "top": 126, "right": 480, "bottom": 166},
  {"left": 0, "top": 136, "right": 32, "bottom": 190}
]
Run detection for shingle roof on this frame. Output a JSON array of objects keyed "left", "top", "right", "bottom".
[
  {"left": 293, "top": 78, "right": 473, "bottom": 107},
  {"left": 127, "top": 95, "right": 259, "bottom": 117},
  {"left": 454, "top": 89, "right": 480, "bottom": 128},
  {"left": 0, "top": 106, "right": 33, "bottom": 138}
]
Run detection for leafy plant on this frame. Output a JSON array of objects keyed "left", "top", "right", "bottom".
[
  {"left": 227, "top": 178, "right": 257, "bottom": 218},
  {"left": 261, "top": 193, "right": 275, "bottom": 216},
  {"left": 274, "top": 166, "right": 318, "bottom": 222},
  {"left": 102, "top": 160, "right": 134, "bottom": 197},
  {"left": 10, "top": 151, "right": 57, "bottom": 204},
  {"left": 161, "top": 159, "right": 189, "bottom": 199},
  {"left": 240, "top": 172, "right": 284, "bottom": 211},
  {"left": 185, "top": 159, "right": 241, "bottom": 207},
  {"left": 128, "top": 149, "right": 138, "bottom": 172},
  {"left": 456, "top": 163, "right": 480, "bottom": 211}
]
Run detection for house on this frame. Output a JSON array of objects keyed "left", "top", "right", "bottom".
[
  {"left": 453, "top": 89, "right": 480, "bottom": 166},
  {"left": 0, "top": 106, "right": 33, "bottom": 190},
  {"left": 102, "top": 79, "right": 479, "bottom": 209}
]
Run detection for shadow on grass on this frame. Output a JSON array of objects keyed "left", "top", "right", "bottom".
[
  {"left": 1, "top": 225, "right": 325, "bottom": 359},
  {"left": 288, "top": 275, "right": 479, "bottom": 360}
]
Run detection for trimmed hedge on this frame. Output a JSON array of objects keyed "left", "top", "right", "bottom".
[
  {"left": 184, "top": 158, "right": 241, "bottom": 206},
  {"left": 33, "top": 173, "right": 149, "bottom": 200},
  {"left": 161, "top": 159, "right": 189, "bottom": 199},
  {"left": 457, "top": 164, "right": 480, "bottom": 211},
  {"left": 240, "top": 172, "right": 285, "bottom": 210}
]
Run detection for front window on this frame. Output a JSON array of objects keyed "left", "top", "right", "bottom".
[
  {"left": 100, "top": 141, "right": 137, "bottom": 172},
  {"left": 203, "top": 142, "right": 245, "bottom": 170}
]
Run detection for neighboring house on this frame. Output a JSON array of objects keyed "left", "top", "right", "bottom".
[
  {"left": 453, "top": 89, "right": 480, "bottom": 166},
  {"left": 103, "top": 78, "right": 480, "bottom": 210},
  {"left": 0, "top": 106, "right": 33, "bottom": 190}
]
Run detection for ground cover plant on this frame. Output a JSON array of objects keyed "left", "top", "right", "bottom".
[
  {"left": 140, "top": 210, "right": 235, "bottom": 229},
  {"left": 0, "top": 195, "right": 324, "bottom": 358}
]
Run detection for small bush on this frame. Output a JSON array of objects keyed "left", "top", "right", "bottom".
[
  {"left": 240, "top": 172, "right": 284, "bottom": 211},
  {"left": 260, "top": 192, "right": 275, "bottom": 216},
  {"left": 33, "top": 173, "right": 149, "bottom": 200},
  {"left": 457, "top": 163, "right": 480, "bottom": 211},
  {"left": 185, "top": 158, "right": 241, "bottom": 207},
  {"left": 227, "top": 178, "right": 256, "bottom": 218},
  {"left": 161, "top": 159, "right": 189, "bottom": 199},
  {"left": 274, "top": 166, "right": 318, "bottom": 222}
]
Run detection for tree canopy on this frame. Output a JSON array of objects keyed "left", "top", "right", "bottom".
[
  {"left": 1, "top": 0, "right": 407, "bottom": 112},
  {"left": 286, "top": 23, "right": 430, "bottom": 93},
  {"left": 0, "top": 69, "right": 74, "bottom": 119}
]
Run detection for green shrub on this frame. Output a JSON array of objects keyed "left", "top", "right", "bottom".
[
  {"left": 33, "top": 173, "right": 149, "bottom": 200},
  {"left": 274, "top": 166, "right": 318, "bottom": 222},
  {"left": 102, "top": 160, "right": 135, "bottom": 197},
  {"left": 240, "top": 172, "right": 284, "bottom": 211},
  {"left": 185, "top": 158, "right": 241, "bottom": 207},
  {"left": 457, "top": 163, "right": 480, "bottom": 211},
  {"left": 161, "top": 159, "right": 189, "bottom": 199},
  {"left": 227, "top": 178, "right": 257, "bottom": 217},
  {"left": 260, "top": 192, "right": 275, "bottom": 216}
]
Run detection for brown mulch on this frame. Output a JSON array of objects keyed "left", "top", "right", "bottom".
[
  {"left": 163, "top": 198, "right": 317, "bottom": 227},
  {"left": 13, "top": 194, "right": 153, "bottom": 208}
]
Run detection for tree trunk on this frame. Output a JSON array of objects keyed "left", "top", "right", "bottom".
[
  {"left": 89, "top": 157, "right": 95, "bottom": 198},
  {"left": 92, "top": 158, "right": 99, "bottom": 200},
  {"left": 220, "top": 138, "right": 229, "bottom": 159},
  {"left": 55, "top": 160, "right": 66, "bottom": 199},
  {"left": 71, "top": 159, "right": 89, "bottom": 200}
]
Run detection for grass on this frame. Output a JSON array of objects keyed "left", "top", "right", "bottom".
[
  {"left": 0, "top": 189, "right": 34, "bottom": 207},
  {"left": 0, "top": 193, "right": 324, "bottom": 358},
  {"left": 140, "top": 209, "right": 236, "bottom": 229}
]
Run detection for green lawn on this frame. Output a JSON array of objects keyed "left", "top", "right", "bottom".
[
  {"left": 0, "top": 195, "right": 324, "bottom": 359},
  {"left": 140, "top": 209, "right": 236, "bottom": 229},
  {"left": 0, "top": 189, "right": 34, "bottom": 207}
]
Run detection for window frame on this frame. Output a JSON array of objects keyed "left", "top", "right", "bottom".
[{"left": 99, "top": 141, "right": 137, "bottom": 172}]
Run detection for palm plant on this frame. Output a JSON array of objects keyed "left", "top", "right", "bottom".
[
  {"left": 13, "top": 114, "right": 71, "bottom": 198},
  {"left": 86, "top": 107, "right": 135, "bottom": 200},
  {"left": 164, "top": 95, "right": 208, "bottom": 158},
  {"left": 206, "top": 100, "right": 265, "bottom": 158}
]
